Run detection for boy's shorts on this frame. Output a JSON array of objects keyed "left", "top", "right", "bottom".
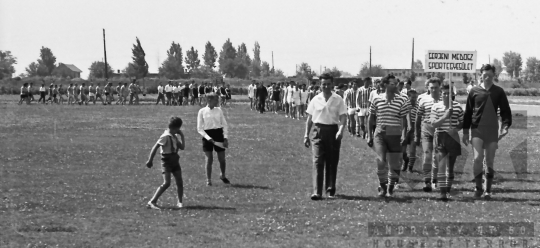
[
  {"left": 347, "top": 108, "right": 356, "bottom": 115},
  {"left": 434, "top": 131, "right": 462, "bottom": 156},
  {"left": 202, "top": 128, "right": 225, "bottom": 152},
  {"left": 89, "top": 92, "right": 95, "bottom": 97},
  {"left": 471, "top": 127, "right": 499, "bottom": 149},
  {"left": 161, "top": 153, "right": 181, "bottom": 173},
  {"left": 20, "top": 94, "right": 28, "bottom": 99},
  {"left": 357, "top": 108, "right": 368, "bottom": 117}
]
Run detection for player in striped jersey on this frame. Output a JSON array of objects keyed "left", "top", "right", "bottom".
[
  {"left": 343, "top": 80, "right": 359, "bottom": 136},
  {"left": 356, "top": 77, "right": 372, "bottom": 139},
  {"left": 367, "top": 79, "right": 385, "bottom": 143},
  {"left": 430, "top": 82, "right": 464, "bottom": 201},
  {"left": 414, "top": 77, "right": 441, "bottom": 192},
  {"left": 401, "top": 89, "right": 419, "bottom": 173},
  {"left": 367, "top": 74, "right": 409, "bottom": 198}
]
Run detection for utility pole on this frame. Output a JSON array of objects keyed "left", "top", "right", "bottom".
[
  {"left": 411, "top": 38, "right": 415, "bottom": 71},
  {"left": 272, "top": 51, "right": 274, "bottom": 71},
  {"left": 103, "top": 29, "right": 109, "bottom": 80},
  {"left": 369, "top": 46, "right": 372, "bottom": 76},
  {"left": 489, "top": 54, "right": 491, "bottom": 64}
]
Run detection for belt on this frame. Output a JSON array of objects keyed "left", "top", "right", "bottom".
[{"left": 314, "top": 123, "right": 338, "bottom": 127}]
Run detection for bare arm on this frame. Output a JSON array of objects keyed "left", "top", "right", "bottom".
[
  {"left": 304, "top": 115, "right": 313, "bottom": 148},
  {"left": 145, "top": 143, "right": 160, "bottom": 168},
  {"left": 177, "top": 131, "right": 185, "bottom": 150}
]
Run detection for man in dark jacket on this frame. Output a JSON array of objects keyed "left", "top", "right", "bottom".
[{"left": 256, "top": 83, "right": 268, "bottom": 114}]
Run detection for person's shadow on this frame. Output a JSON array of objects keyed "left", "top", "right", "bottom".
[{"left": 230, "top": 184, "right": 271, "bottom": 190}]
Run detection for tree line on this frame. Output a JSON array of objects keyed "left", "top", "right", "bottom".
[{"left": 1, "top": 44, "right": 539, "bottom": 82}]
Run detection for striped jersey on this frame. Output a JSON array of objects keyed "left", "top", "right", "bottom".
[
  {"left": 356, "top": 86, "right": 371, "bottom": 109},
  {"left": 343, "top": 88, "right": 357, "bottom": 108},
  {"left": 409, "top": 101, "right": 418, "bottom": 124},
  {"left": 429, "top": 101, "right": 464, "bottom": 133},
  {"left": 417, "top": 95, "right": 440, "bottom": 124},
  {"left": 369, "top": 93, "right": 410, "bottom": 128}
]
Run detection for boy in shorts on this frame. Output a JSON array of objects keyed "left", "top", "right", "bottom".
[
  {"left": 430, "top": 82, "right": 464, "bottom": 201},
  {"left": 145, "top": 117, "right": 186, "bottom": 209}
]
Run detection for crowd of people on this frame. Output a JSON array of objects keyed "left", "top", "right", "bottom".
[
  {"left": 298, "top": 65, "right": 510, "bottom": 202},
  {"left": 16, "top": 79, "right": 233, "bottom": 107}
]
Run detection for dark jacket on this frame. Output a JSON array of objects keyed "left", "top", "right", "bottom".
[{"left": 256, "top": 85, "right": 268, "bottom": 99}]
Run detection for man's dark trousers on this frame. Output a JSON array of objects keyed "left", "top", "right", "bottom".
[
  {"left": 259, "top": 97, "right": 266, "bottom": 113},
  {"left": 311, "top": 123, "right": 341, "bottom": 196},
  {"left": 156, "top": 92, "right": 165, "bottom": 105}
]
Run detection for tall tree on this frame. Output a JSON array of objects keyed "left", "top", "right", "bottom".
[
  {"left": 185, "top": 46, "right": 200, "bottom": 71},
  {"left": 524, "top": 57, "right": 540, "bottom": 81},
  {"left": 39, "top": 46, "right": 57, "bottom": 75},
  {"left": 234, "top": 43, "right": 251, "bottom": 79},
  {"left": 0, "top": 50, "right": 17, "bottom": 79},
  {"left": 123, "top": 63, "right": 138, "bottom": 78},
  {"left": 413, "top": 59, "right": 423, "bottom": 69},
  {"left": 492, "top": 58, "right": 503, "bottom": 78},
  {"left": 158, "top": 42, "right": 184, "bottom": 79},
  {"left": 88, "top": 61, "right": 114, "bottom": 79},
  {"left": 218, "top": 38, "right": 237, "bottom": 78},
  {"left": 358, "top": 62, "right": 384, "bottom": 77},
  {"left": 296, "top": 62, "right": 316, "bottom": 80},
  {"left": 131, "top": 37, "right": 149, "bottom": 79},
  {"left": 250, "top": 41, "right": 261, "bottom": 77},
  {"left": 324, "top": 67, "right": 342, "bottom": 78},
  {"left": 502, "top": 51, "right": 522, "bottom": 79},
  {"left": 260, "top": 61, "right": 270, "bottom": 77},
  {"left": 25, "top": 62, "right": 40, "bottom": 77},
  {"left": 203, "top": 41, "right": 218, "bottom": 68}
]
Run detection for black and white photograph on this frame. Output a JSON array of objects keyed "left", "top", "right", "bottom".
[{"left": 0, "top": 0, "right": 538, "bottom": 247}]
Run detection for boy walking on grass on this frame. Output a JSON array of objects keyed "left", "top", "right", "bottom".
[
  {"left": 430, "top": 82, "right": 464, "bottom": 201},
  {"left": 145, "top": 117, "right": 186, "bottom": 210}
]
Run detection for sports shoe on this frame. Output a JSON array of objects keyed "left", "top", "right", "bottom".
[
  {"left": 483, "top": 192, "right": 492, "bottom": 199},
  {"left": 423, "top": 183, "right": 433, "bottom": 192},
  {"left": 310, "top": 194, "right": 321, "bottom": 200},
  {"left": 387, "top": 185, "right": 395, "bottom": 197},
  {"left": 220, "top": 177, "right": 231, "bottom": 184},
  {"left": 147, "top": 201, "right": 161, "bottom": 210},
  {"left": 474, "top": 187, "right": 483, "bottom": 198},
  {"left": 206, "top": 180, "right": 212, "bottom": 186},
  {"left": 176, "top": 202, "right": 184, "bottom": 209},
  {"left": 377, "top": 186, "right": 387, "bottom": 197},
  {"left": 438, "top": 193, "right": 448, "bottom": 201}
]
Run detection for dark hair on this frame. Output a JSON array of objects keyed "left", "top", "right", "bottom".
[
  {"left": 169, "top": 117, "right": 183, "bottom": 129},
  {"left": 364, "top": 77, "right": 372, "bottom": 81},
  {"left": 338, "top": 83, "right": 346, "bottom": 89},
  {"left": 319, "top": 73, "right": 334, "bottom": 82},
  {"left": 480, "top": 64, "right": 496, "bottom": 74},
  {"left": 132, "top": 79, "right": 137, "bottom": 83},
  {"left": 428, "top": 77, "right": 441, "bottom": 86},
  {"left": 407, "top": 88, "right": 418, "bottom": 96},
  {"left": 406, "top": 79, "right": 412, "bottom": 85},
  {"left": 381, "top": 74, "right": 395, "bottom": 85},
  {"left": 441, "top": 81, "right": 451, "bottom": 90}
]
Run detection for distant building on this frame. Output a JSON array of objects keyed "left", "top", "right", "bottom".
[
  {"left": 52, "top": 63, "right": 82, "bottom": 78},
  {"left": 109, "top": 69, "right": 160, "bottom": 79}
]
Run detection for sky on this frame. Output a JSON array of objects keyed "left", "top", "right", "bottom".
[{"left": 1, "top": 0, "right": 539, "bottom": 79}]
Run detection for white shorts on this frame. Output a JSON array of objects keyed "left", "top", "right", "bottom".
[
  {"left": 293, "top": 99, "right": 301, "bottom": 106},
  {"left": 358, "top": 108, "right": 368, "bottom": 117},
  {"left": 347, "top": 108, "right": 356, "bottom": 115},
  {"left": 89, "top": 92, "right": 95, "bottom": 97}
]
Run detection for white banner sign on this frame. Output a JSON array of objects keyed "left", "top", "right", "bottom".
[{"left": 424, "top": 50, "right": 477, "bottom": 73}]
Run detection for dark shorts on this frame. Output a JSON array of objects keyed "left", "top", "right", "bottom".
[
  {"left": 471, "top": 127, "right": 499, "bottom": 148},
  {"left": 96, "top": 93, "right": 101, "bottom": 98},
  {"left": 20, "top": 94, "right": 27, "bottom": 99},
  {"left": 161, "top": 153, "right": 181, "bottom": 173},
  {"left": 105, "top": 92, "right": 110, "bottom": 96},
  {"left": 166, "top": 92, "right": 172, "bottom": 99},
  {"left": 202, "top": 128, "right": 225, "bottom": 152},
  {"left": 40, "top": 92, "right": 46, "bottom": 97},
  {"left": 374, "top": 126, "right": 402, "bottom": 153},
  {"left": 53, "top": 94, "right": 57, "bottom": 98},
  {"left": 434, "top": 131, "right": 462, "bottom": 156}
]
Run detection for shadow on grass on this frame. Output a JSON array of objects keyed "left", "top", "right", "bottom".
[
  {"left": 336, "top": 194, "right": 415, "bottom": 203},
  {"left": 183, "top": 205, "right": 237, "bottom": 211},
  {"left": 230, "top": 184, "right": 272, "bottom": 190},
  {"left": 159, "top": 205, "right": 237, "bottom": 211}
]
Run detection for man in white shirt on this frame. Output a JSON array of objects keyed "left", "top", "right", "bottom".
[
  {"left": 165, "top": 81, "right": 172, "bottom": 106},
  {"left": 156, "top": 82, "right": 165, "bottom": 105},
  {"left": 304, "top": 73, "right": 347, "bottom": 200},
  {"left": 248, "top": 81, "right": 256, "bottom": 110}
]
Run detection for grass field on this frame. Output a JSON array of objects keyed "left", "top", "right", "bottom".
[{"left": 1, "top": 101, "right": 539, "bottom": 247}]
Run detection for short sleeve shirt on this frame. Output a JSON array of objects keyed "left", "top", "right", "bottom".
[
  {"left": 369, "top": 93, "right": 409, "bottom": 128},
  {"left": 306, "top": 92, "right": 347, "bottom": 125},
  {"left": 156, "top": 130, "right": 178, "bottom": 154}
]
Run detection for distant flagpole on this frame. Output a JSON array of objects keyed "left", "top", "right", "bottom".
[{"left": 103, "top": 29, "right": 109, "bottom": 80}]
